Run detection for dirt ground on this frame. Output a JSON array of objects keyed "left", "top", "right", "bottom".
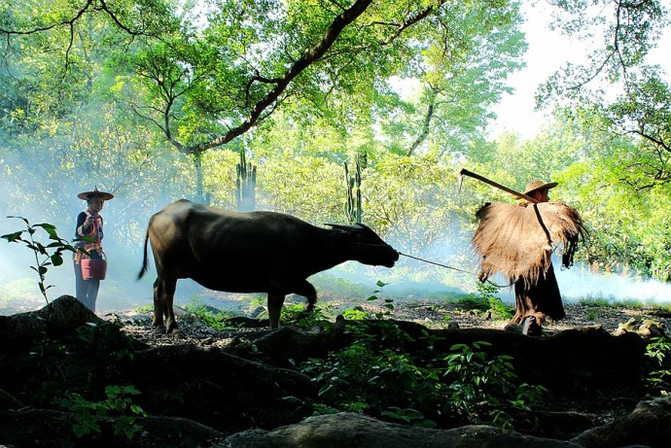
[
  {"left": 384, "top": 300, "right": 671, "bottom": 334},
  {"left": 109, "top": 297, "right": 671, "bottom": 353}
]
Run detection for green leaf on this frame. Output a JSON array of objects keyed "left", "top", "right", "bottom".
[
  {"left": 51, "top": 253, "right": 64, "bottom": 266},
  {"left": 1, "top": 231, "right": 23, "bottom": 242},
  {"left": 36, "top": 222, "right": 59, "bottom": 239}
]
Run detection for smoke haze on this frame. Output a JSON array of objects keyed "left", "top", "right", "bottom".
[{"left": 1, "top": 174, "right": 670, "bottom": 315}]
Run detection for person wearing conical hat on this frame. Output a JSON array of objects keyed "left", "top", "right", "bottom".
[
  {"left": 73, "top": 187, "right": 114, "bottom": 311},
  {"left": 472, "top": 178, "right": 585, "bottom": 335},
  {"left": 522, "top": 179, "right": 558, "bottom": 203}
]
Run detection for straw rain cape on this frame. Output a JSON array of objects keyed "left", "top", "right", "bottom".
[{"left": 473, "top": 201, "right": 585, "bottom": 288}]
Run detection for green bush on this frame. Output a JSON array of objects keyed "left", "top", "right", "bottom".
[
  {"left": 300, "top": 322, "right": 546, "bottom": 429},
  {"left": 2, "top": 217, "right": 80, "bottom": 304},
  {"left": 443, "top": 341, "right": 546, "bottom": 427},
  {"left": 646, "top": 336, "right": 671, "bottom": 396},
  {"left": 184, "top": 304, "right": 237, "bottom": 331},
  {"left": 57, "top": 385, "right": 146, "bottom": 440}
]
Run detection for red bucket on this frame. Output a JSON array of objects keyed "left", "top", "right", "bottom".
[{"left": 81, "top": 258, "right": 107, "bottom": 280}]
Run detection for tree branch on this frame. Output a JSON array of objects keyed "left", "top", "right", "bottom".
[
  {"left": 406, "top": 89, "right": 437, "bottom": 157},
  {"left": 178, "top": 0, "right": 374, "bottom": 155}
]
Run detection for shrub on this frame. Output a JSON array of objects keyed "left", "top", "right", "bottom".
[
  {"left": 300, "top": 323, "right": 546, "bottom": 429},
  {"left": 646, "top": 336, "right": 671, "bottom": 395}
]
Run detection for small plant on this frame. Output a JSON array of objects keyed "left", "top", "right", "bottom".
[
  {"left": 21, "top": 320, "right": 141, "bottom": 407},
  {"left": 2, "top": 216, "right": 80, "bottom": 304},
  {"left": 342, "top": 308, "right": 369, "bottom": 320},
  {"left": 184, "top": 304, "right": 235, "bottom": 331},
  {"left": 301, "top": 337, "right": 441, "bottom": 427},
  {"left": 645, "top": 336, "right": 671, "bottom": 395},
  {"left": 585, "top": 308, "right": 597, "bottom": 321},
  {"left": 366, "top": 280, "right": 394, "bottom": 319},
  {"left": 282, "top": 302, "right": 327, "bottom": 328},
  {"left": 381, "top": 407, "right": 434, "bottom": 427},
  {"left": 300, "top": 322, "right": 546, "bottom": 430},
  {"left": 456, "top": 282, "right": 513, "bottom": 319},
  {"left": 443, "top": 341, "right": 546, "bottom": 425},
  {"left": 57, "top": 385, "right": 146, "bottom": 439}
]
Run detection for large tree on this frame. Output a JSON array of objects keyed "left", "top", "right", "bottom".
[
  {"left": 537, "top": 0, "right": 670, "bottom": 188},
  {"left": 1, "top": 1, "right": 525, "bottom": 153}
]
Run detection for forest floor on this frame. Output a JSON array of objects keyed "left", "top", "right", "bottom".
[
  {"left": 110, "top": 295, "right": 671, "bottom": 350},
  {"left": 385, "top": 300, "right": 671, "bottom": 333},
  {"left": 103, "top": 296, "right": 669, "bottom": 439},
  {"left": 3, "top": 293, "right": 670, "bottom": 445},
  {"left": 4, "top": 291, "right": 670, "bottom": 336}
]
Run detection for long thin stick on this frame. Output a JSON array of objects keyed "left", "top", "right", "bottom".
[
  {"left": 399, "top": 251, "right": 475, "bottom": 275},
  {"left": 458, "top": 168, "right": 540, "bottom": 203},
  {"left": 398, "top": 252, "right": 513, "bottom": 288}
]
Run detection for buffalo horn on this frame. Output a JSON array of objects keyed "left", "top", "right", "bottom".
[{"left": 325, "top": 223, "right": 364, "bottom": 232}]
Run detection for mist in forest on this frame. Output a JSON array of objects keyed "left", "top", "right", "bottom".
[
  {"left": 2, "top": 171, "right": 671, "bottom": 314},
  {"left": 3, "top": 207, "right": 671, "bottom": 316},
  {"left": 555, "top": 263, "right": 671, "bottom": 304}
]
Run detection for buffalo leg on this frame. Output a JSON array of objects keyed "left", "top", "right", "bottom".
[
  {"left": 292, "top": 280, "right": 318, "bottom": 312},
  {"left": 151, "top": 279, "right": 164, "bottom": 330},
  {"left": 153, "top": 275, "right": 178, "bottom": 334},
  {"left": 267, "top": 293, "right": 286, "bottom": 329}
]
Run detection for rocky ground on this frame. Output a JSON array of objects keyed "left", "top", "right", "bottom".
[
  {"left": 3, "top": 295, "right": 671, "bottom": 447},
  {"left": 108, "top": 299, "right": 671, "bottom": 348},
  {"left": 391, "top": 300, "right": 671, "bottom": 333},
  {"left": 6, "top": 289, "right": 670, "bottom": 336}
]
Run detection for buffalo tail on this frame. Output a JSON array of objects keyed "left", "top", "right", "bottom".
[{"left": 138, "top": 230, "right": 149, "bottom": 280}]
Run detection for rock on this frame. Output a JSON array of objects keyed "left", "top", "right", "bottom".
[
  {"left": 249, "top": 306, "right": 267, "bottom": 318},
  {"left": 0, "top": 295, "right": 102, "bottom": 350},
  {"left": 446, "top": 321, "right": 460, "bottom": 330},
  {"left": 227, "top": 315, "right": 270, "bottom": 328},
  {"left": 0, "top": 407, "right": 224, "bottom": 447},
  {"left": 614, "top": 318, "right": 666, "bottom": 339},
  {"left": 505, "top": 322, "right": 522, "bottom": 332},
  {"left": 613, "top": 318, "right": 639, "bottom": 336},
  {"left": 572, "top": 396, "right": 671, "bottom": 448},
  {"left": 220, "top": 412, "right": 584, "bottom": 448},
  {"left": 250, "top": 322, "right": 349, "bottom": 364},
  {"left": 512, "top": 409, "right": 596, "bottom": 439},
  {"left": 638, "top": 320, "right": 666, "bottom": 338}
]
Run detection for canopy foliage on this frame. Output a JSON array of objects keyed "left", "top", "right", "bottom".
[{"left": 1, "top": 0, "right": 670, "bottom": 298}]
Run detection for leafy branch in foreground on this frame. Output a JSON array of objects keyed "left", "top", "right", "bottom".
[
  {"left": 57, "top": 385, "right": 146, "bottom": 440},
  {"left": 1, "top": 216, "right": 79, "bottom": 304},
  {"left": 646, "top": 336, "right": 671, "bottom": 395},
  {"left": 301, "top": 321, "right": 546, "bottom": 429}
]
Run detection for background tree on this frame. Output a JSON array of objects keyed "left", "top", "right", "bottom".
[{"left": 1, "top": 0, "right": 670, "bottom": 303}]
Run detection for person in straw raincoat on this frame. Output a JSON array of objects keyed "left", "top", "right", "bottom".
[{"left": 472, "top": 179, "right": 585, "bottom": 334}]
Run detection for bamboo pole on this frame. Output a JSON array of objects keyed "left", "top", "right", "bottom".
[{"left": 458, "top": 168, "right": 540, "bottom": 203}]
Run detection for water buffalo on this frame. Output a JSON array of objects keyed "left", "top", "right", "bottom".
[{"left": 138, "top": 199, "right": 399, "bottom": 333}]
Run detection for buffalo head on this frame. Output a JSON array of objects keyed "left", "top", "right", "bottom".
[{"left": 326, "top": 223, "right": 399, "bottom": 268}]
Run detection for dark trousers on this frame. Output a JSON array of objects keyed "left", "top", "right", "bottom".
[
  {"left": 513, "top": 263, "right": 564, "bottom": 324},
  {"left": 74, "top": 262, "right": 100, "bottom": 312}
]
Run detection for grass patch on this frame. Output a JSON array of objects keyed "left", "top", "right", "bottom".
[{"left": 578, "top": 297, "right": 647, "bottom": 309}]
